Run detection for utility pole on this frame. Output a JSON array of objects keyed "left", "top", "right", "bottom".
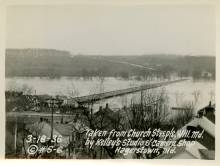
[
  {"left": 51, "top": 102, "right": 54, "bottom": 139},
  {"left": 14, "top": 117, "right": 17, "bottom": 155},
  {"left": 46, "top": 98, "right": 56, "bottom": 141},
  {"left": 46, "top": 98, "right": 62, "bottom": 141}
]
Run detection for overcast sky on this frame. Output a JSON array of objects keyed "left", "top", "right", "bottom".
[{"left": 6, "top": 5, "right": 215, "bottom": 56}]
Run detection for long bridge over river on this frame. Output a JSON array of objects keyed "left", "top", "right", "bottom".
[
  {"left": 6, "top": 79, "right": 188, "bottom": 118},
  {"left": 73, "top": 79, "right": 188, "bottom": 104},
  {"left": 8, "top": 79, "right": 188, "bottom": 107}
]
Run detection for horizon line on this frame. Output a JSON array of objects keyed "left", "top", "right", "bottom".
[{"left": 5, "top": 48, "right": 215, "bottom": 57}]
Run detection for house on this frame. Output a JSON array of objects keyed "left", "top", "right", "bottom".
[
  {"left": 24, "top": 116, "right": 90, "bottom": 159},
  {"left": 201, "top": 71, "right": 212, "bottom": 79},
  {"left": 62, "top": 98, "right": 79, "bottom": 108},
  {"left": 157, "top": 102, "right": 215, "bottom": 159}
]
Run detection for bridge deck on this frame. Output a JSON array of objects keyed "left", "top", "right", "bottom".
[{"left": 73, "top": 79, "right": 188, "bottom": 104}]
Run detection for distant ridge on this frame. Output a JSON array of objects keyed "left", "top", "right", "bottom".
[{"left": 5, "top": 48, "right": 215, "bottom": 79}]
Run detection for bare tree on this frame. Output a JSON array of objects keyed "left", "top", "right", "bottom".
[
  {"left": 6, "top": 81, "right": 34, "bottom": 95},
  {"left": 171, "top": 101, "right": 194, "bottom": 128},
  {"left": 6, "top": 80, "right": 18, "bottom": 91},
  {"left": 192, "top": 90, "right": 201, "bottom": 107},
  {"left": 19, "top": 84, "right": 34, "bottom": 95},
  {"left": 66, "top": 82, "right": 80, "bottom": 98},
  {"left": 209, "top": 90, "right": 215, "bottom": 103},
  {"left": 174, "top": 91, "right": 184, "bottom": 107}
]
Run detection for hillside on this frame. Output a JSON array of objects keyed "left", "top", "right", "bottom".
[{"left": 5, "top": 49, "right": 215, "bottom": 79}]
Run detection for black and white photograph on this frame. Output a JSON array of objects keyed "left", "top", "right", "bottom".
[{"left": 4, "top": 1, "right": 216, "bottom": 160}]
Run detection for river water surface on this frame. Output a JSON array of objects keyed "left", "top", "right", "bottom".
[{"left": 6, "top": 77, "right": 215, "bottom": 114}]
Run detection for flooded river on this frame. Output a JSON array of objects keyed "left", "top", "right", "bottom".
[{"left": 6, "top": 77, "right": 215, "bottom": 113}]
